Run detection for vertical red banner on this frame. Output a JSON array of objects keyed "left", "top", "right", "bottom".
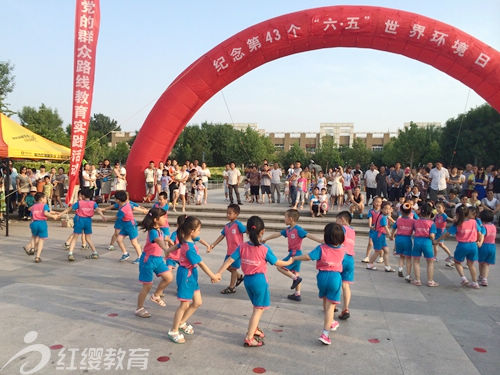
[{"left": 66, "top": 0, "right": 100, "bottom": 204}]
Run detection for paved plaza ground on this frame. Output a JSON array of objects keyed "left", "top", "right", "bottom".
[{"left": 0, "top": 191, "right": 499, "bottom": 374}]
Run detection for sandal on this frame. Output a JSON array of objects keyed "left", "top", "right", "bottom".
[
  {"left": 135, "top": 307, "right": 151, "bottom": 318},
  {"left": 167, "top": 330, "right": 185, "bottom": 344},
  {"left": 235, "top": 275, "right": 244, "bottom": 287},
  {"left": 244, "top": 337, "right": 264, "bottom": 347},
  {"left": 150, "top": 294, "right": 166, "bottom": 307},
  {"left": 85, "top": 253, "right": 99, "bottom": 259},
  {"left": 338, "top": 310, "right": 350, "bottom": 320},
  {"left": 427, "top": 280, "right": 439, "bottom": 287},
  {"left": 179, "top": 322, "right": 194, "bottom": 335},
  {"left": 411, "top": 279, "right": 422, "bottom": 286},
  {"left": 34, "top": 257, "right": 41, "bottom": 263},
  {"left": 254, "top": 327, "right": 265, "bottom": 338},
  {"left": 23, "top": 246, "right": 32, "bottom": 256},
  {"left": 220, "top": 286, "right": 236, "bottom": 294}
]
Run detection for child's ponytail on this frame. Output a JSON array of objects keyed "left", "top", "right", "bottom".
[
  {"left": 178, "top": 216, "right": 201, "bottom": 244},
  {"left": 140, "top": 207, "right": 166, "bottom": 232},
  {"left": 247, "top": 216, "right": 265, "bottom": 246},
  {"left": 455, "top": 205, "right": 468, "bottom": 227}
]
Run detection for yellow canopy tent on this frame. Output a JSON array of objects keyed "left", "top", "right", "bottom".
[{"left": 0, "top": 113, "right": 70, "bottom": 160}]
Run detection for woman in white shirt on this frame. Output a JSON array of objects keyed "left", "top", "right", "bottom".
[{"left": 199, "top": 162, "right": 211, "bottom": 204}]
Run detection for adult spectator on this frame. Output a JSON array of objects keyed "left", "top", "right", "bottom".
[
  {"left": 260, "top": 163, "right": 272, "bottom": 204},
  {"left": 81, "top": 163, "right": 94, "bottom": 197},
  {"left": 173, "top": 164, "right": 189, "bottom": 212},
  {"left": 113, "top": 161, "right": 127, "bottom": 192},
  {"left": 447, "top": 167, "right": 463, "bottom": 193},
  {"left": 156, "top": 161, "right": 165, "bottom": 200},
  {"left": 99, "top": 159, "right": 112, "bottom": 203},
  {"left": 416, "top": 167, "right": 430, "bottom": 200},
  {"left": 352, "top": 163, "right": 364, "bottom": 189},
  {"left": 474, "top": 167, "right": 487, "bottom": 200},
  {"left": 376, "top": 166, "right": 388, "bottom": 199},
  {"left": 247, "top": 165, "right": 261, "bottom": 203},
  {"left": 168, "top": 164, "right": 180, "bottom": 203},
  {"left": 227, "top": 162, "right": 242, "bottom": 205},
  {"left": 389, "top": 162, "right": 404, "bottom": 201},
  {"left": 199, "top": 162, "right": 211, "bottom": 204},
  {"left": 481, "top": 190, "right": 500, "bottom": 222},
  {"left": 53, "top": 167, "right": 67, "bottom": 208},
  {"left": 288, "top": 161, "right": 302, "bottom": 207},
  {"left": 16, "top": 166, "right": 31, "bottom": 219},
  {"left": 270, "top": 162, "right": 282, "bottom": 203},
  {"left": 463, "top": 164, "right": 475, "bottom": 197},
  {"left": 6, "top": 160, "right": 17, "bottom": 213},
  {"left": 428, "top": 162, "right": 449, "bottom": 202},
  {"left": 343, "top": 166, "right": 354, "bottom": 203},
  {"left": 143, "top": 161, "right": 156, "bottom": 202},
  {"left": 349, "top": 186, "right": 365, "bottom": 218},
  {"left": 443, "top": 189, "right": 460, "bottom": 218},
  {"left": 493, "top": 167, "right": 500, "bottom": 202},
  {"left": 364, "top": 163, "right": 379, "bottom": 205},
  {"left": 35, "top": 165, "right": 48, "bottom": 192},
  {"left": 222, "top": 163, "right": 230, "bottom": 202}
]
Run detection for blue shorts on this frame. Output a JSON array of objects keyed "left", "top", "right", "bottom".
[
  {"left": 30, "top": 220, "right": 48, "bottom": 239},
  {"left": 176, "top": 266, "right": 199, "bottom": 301},
  {"left": 454, "top": 242, "right": 478, "bottom": 263},
  {"left": 316, "top": 270, "right": 342, "bottom": 304},
  {"left": 395, "top": 235, "right": 413, "bottom": 256},
  {"left": 225, "top": 254, "right": 240, "bottom": 269},
  {"left": 119, "top": 221, "right": 138, "bottom": 240},
  {"left": 341, "top": 254, "right": 354, "bottom": 283},
  {"left": 160, "top": 226, "right": 170, "bottom": 237},
  {"left": 73, "top": 216, "right": 92, "bottom": 234},
  {"left": 478, "top": 243, "right": 496, "bottom": 264},
  {"left": 166, "top": 258, "right": 178, "bottom": 268},
  {"left": 368, "top": 229, "right": 376, "bottom": 242},
  {"left": 244, "top": 273, "right": 270, "bottom": 309},
  {"left": 435, "top": 228, "right": 446, "bottom": 242},
  {"left": 283, "top": 250, "right": 302, "bottom": 272},
  {"left": 138, "top": 253, "right": 170, "bottom": 283},
  {"left": 372, "top": 233, "right": 387, "bottom": 251},
  {"left": 412, "top": 237, "right": 434, "bottom": 258}
]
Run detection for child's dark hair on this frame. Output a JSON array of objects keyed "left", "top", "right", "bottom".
[
  {"left": 469, "top": 206, "right": 480, "bottom": 218},
  {"left": 381, "top": 201, "right": 391, "bottom": 209},
  {"left": 324, "top": 223, "right": 345, "bottom": 246},
  {"left": 247, "top": 216, "right": 265, "bottom": 245},
  {"left": 455, "top": 205, "right": 469, "bottom": 227},
  {"left": 158, "top": 191, "right": 168, "bottom": 200},
  {"left": 114, "top": 190, "right": 128, "bottom": 202},
  {"left": 285, "top": 209, "right": 300, "bottom": 222},
  {"left": 479, "top": 209, "right": 494, "bottom": 223},
  {"left": 435, "top": 201, "right": 445, "bottom": 209},
  {"left": 419, "top": 202, "right": 433, "bottom": 218},
  {"left": 178, "top": 216, "right": 201, "bottom": 244},
  {"left": 227, "top": 203, "right": 240, "bottom": 215},
  {"left": 337, "top": 211, "right": 352, "bottom": 224},
  {"left": 34, "top": 192, "right": 45, "bottom": 202},
  {"left": 81, "top": 189, "right": 93, "bottom": 199},
  {"left": 140, "top": 207, "right": 166, "bottom": 232},
  {"left": 176, "top": 214, "right": 187, "bottom": 227},
  {"left": 401, "top": 202, "right": 412, "bottom": 215}
]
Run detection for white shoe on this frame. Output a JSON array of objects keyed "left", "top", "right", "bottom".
[
  {"left": 361, "top": 256, "right": 370, "bottom": 263},
  {"left": 108, "top": 245, "right": 115, "bottom": 251},
  {"left": 377, "top": 257, "right": 384, "bottom": 263}
]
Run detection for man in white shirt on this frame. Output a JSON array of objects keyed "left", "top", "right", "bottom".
[
  {"left": 429, "top": 162, "right": 449, "bottom": 202},
  {"left": 270, "top": 163, "right": 282, "bottom": 203},
  {"left": 227, "top": 162, "right": 242, "bottom": 205},
  {"left": 364, "top": 163, "right": 379, "bottom": 205}
]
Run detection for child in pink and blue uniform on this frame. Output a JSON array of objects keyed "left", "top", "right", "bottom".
[
  {"left": 168, "top": 216, "right": 218, "bottom": 344},
  {"left": 135, "top": 207, "right": 176, "bottom": 318},
  {"left": 411, "top": 203, "right": 439, "bottom": 287},
  {"left": 27, "top": 192, "right": 59, "bottom": 263},
  {"left": 294, "top": 222, "right": 346, "bottom": 345},
  {"left": 433, "top": 202, "right": 453, "bottom": 264},
  {"left": 390, "top": 202, "right": 414, "bottom": 281},
  {"left": 216, "top": 216, "right": 293, "bottom": 347},
  {"left": 478, "top": 210, "right": 497, "bottom": 286},
  {"left": 59, "top": 189, "right": 106, "bottom": 261},
  {"left": 366, "top": 202, "right": 395, "bottom": 272},
  {"left": 263, "top": 209, "right": 322, "bottom": 302},
  {"left": 336, "top": 211, "right": 356, "bottom": 320},
  {"left": 211, "top": 204, "right": 246, "bottom": 294},
  {"left": 153, "top": 192, "right": 172, "bottom": 243},
  {"left": 441, "top": 206, "right": 484, "bottom": 289}
]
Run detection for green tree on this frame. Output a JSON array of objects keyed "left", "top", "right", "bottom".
[
  {"left": 201, "top": 122, "right": 236, "bottom": 165},
  {"left": 313, "top": 136, "right": 343, "bottom": 170},
  {"left": 108, "top": 142, "right": 130, "bottom": 163},
  {"left": 18, "top": 104, "right": 69, "bottom": 146},
  {"left": 278, "top": 143, "right": 309, "bottom": 169},
  {"left": 0, "top": 61, "right": 15, "bottom": 116},
  {"left": 381, "top": 122, "right": 442, "bottom": 167},
  {"left": 88, "top": 113, "right": 120, "bottom": 142},
  {"left": 340, "top": 138, "right": 372, "bottom": 168},
  {"left": 233, "top": 127, "right": 275, "bottom": 165},
  {"left": 172, "top": 125, "right": 209, "bottom": 163},
  {"left": 440, "top": 104, "right": 500, "bottom": 166}
]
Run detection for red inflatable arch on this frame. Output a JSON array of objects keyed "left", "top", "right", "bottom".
[{"left": 127, "top": 5, "right": 500, "bottom": 201}]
